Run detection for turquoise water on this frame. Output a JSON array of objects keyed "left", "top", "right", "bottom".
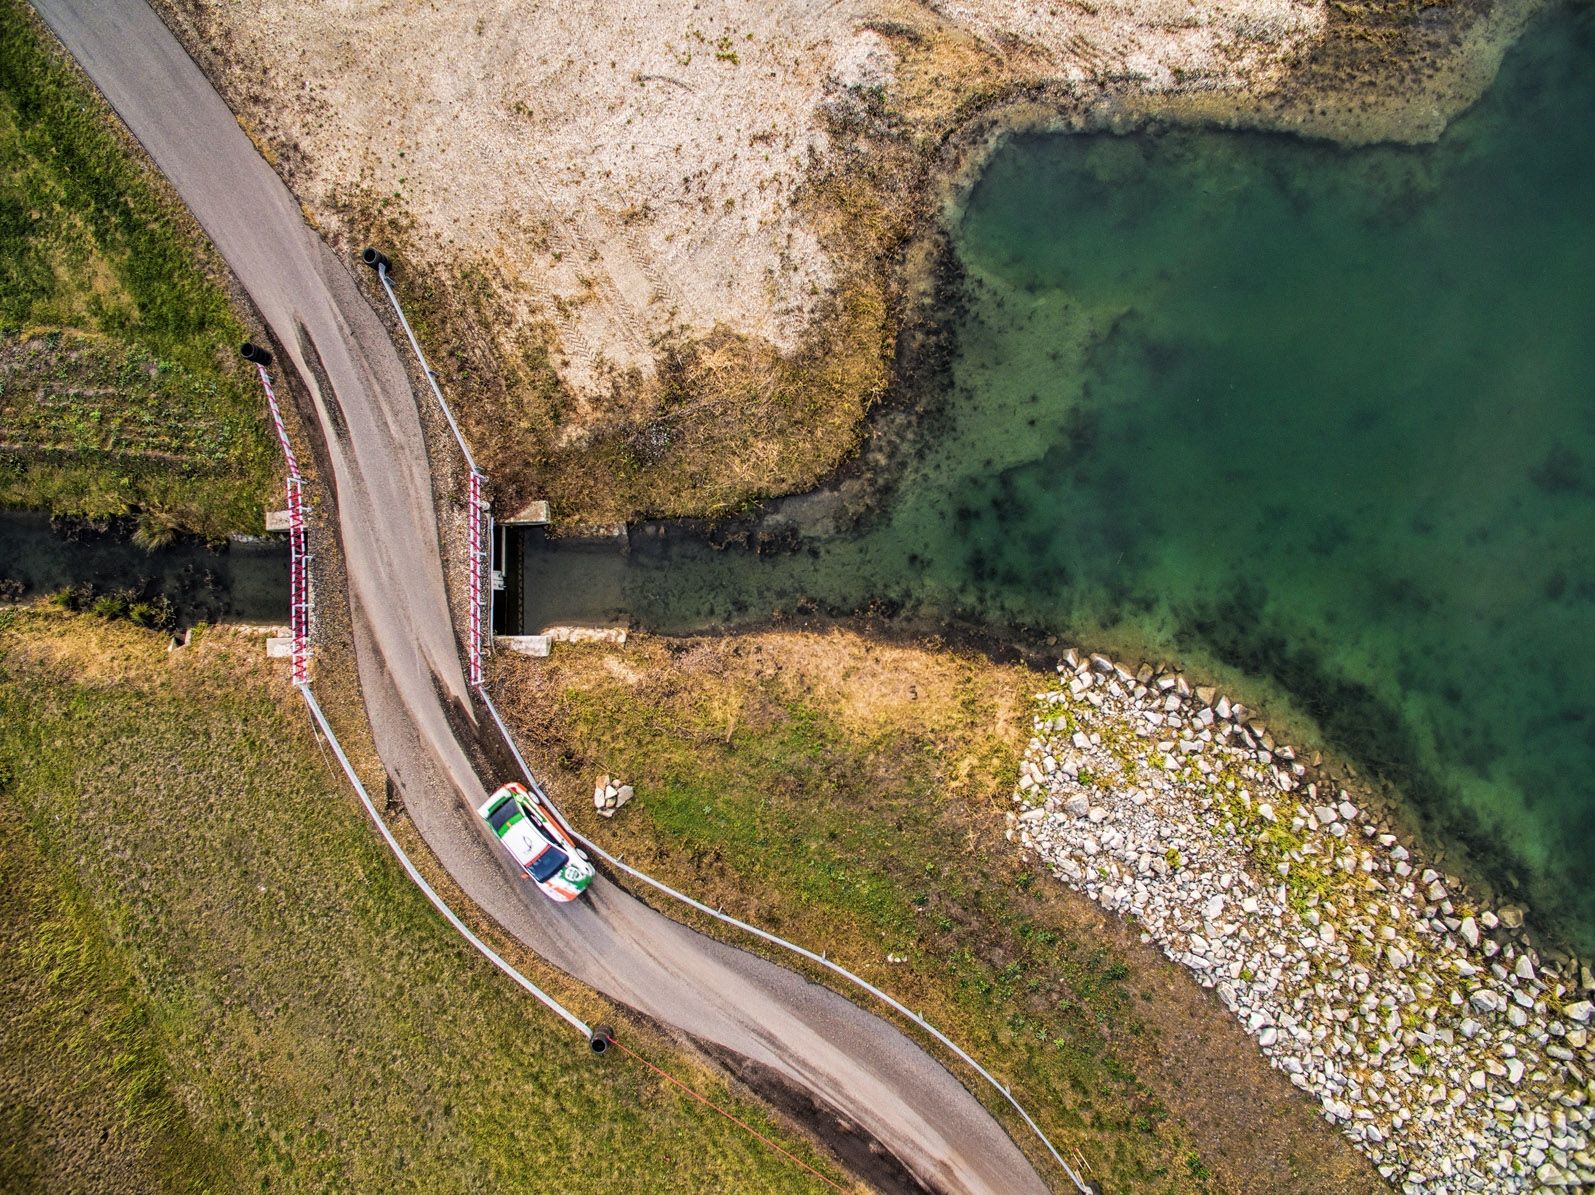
[{"left": 533, "top": 8, "right": 1595, "bottom": 949}]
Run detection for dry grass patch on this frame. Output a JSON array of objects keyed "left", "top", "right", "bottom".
[
  {"left": 0, "top": 609, "right": 855, "bottom": 1193},
  {"left": 492, "top": 628, "right": 1385, "bottom": 1193}
]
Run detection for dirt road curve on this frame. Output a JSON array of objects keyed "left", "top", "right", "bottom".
[{"left": 30, "top": 2, "right": 1054, "bottom": 1190}]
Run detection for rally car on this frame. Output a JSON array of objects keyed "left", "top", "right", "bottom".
[{"left": 476, "top": 782, "right": 594, "bottom": 902}]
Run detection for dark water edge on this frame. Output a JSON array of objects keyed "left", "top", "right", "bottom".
[
  {"left": 0, "top": 509, "right": 288, "bottom": 626},
  {"left": 518, "top": 6, "right": 1595, "bottom": 956}
]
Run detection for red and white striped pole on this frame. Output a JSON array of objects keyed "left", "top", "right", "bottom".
[
  {"left": 467, "top": 467, "right": 488, "bottom": 687},
  {"left": 244, "top": 343, "right": 312, "bottom": 688}
]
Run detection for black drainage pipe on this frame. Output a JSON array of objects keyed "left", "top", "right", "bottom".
[
  {"left": 240, "top": 341, "right": 272, "bottom": 366},
  {"left": 360, "top": 247, "right": 392, "bottom": 273},
  {"left": 588, "top": 1024, "right": 614, "bottom": 1056}
]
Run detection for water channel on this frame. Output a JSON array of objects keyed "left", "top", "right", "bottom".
[{"left": 0, "top": 510, "right": 287, "bottom": 625}]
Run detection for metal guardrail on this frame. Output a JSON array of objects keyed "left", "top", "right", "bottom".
[
  {"left": 299, "top": 686, "right": 591, "bottom": 1037},
  {"left": 248, "top": 346, "right": 592, "bottom": 1040},
  {"left": 360, "top": 260, "right": 1093, "bottom": 1194},
  {"left": 477, "top": 683, "right": 1093, "bottom": 1194},
  {"left": 364, "top": 254, "right": 491, "bottom": 689},
  {"left": 366, "top": 253, "right": 477, "bottom": 474}
]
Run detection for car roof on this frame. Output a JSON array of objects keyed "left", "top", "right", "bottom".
[{"left": 498, "top": 816, "right": 552, "bottom": 866}]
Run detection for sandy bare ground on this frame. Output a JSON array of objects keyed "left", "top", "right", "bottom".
[
  {"left": 150, "top": 0, "right": 1534, "bottom": 520},
  {"left": 151, "top": 1, "right": 1329, "bottom": 400}
]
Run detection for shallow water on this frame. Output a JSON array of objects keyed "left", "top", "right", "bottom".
[
  {"left": 523, "top": 8, "right": 1595, "bottom": 949},
  {"left": 0, "top": 510, "right": 287, "bottom": 625}
]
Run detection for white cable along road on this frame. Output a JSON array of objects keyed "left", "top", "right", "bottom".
[
  {"left": 35, "top": 2, "right": 1077, "bottom": 1185},
  {"left": 376, "top": 258, "right": 1093, "bottom": 1195}
]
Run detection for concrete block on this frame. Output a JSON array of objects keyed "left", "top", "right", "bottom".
[
  {"left": 498, "top": 634, "right": 552, "bottom": 658},
  {"left": 505, "top": 499, "right": 550, "bottom": 525}
]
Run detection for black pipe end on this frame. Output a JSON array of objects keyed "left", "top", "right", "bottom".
[
  {"left": 588, "top": 1024, "right": 614, "bottom": 1055},
  {"left": 360, "top": 247, "right": 392, "bottom": 273},
  {"left": 240, "top": 341, "right": 271, "bottom": 365}
]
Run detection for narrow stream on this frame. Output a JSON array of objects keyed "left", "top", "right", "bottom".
[{"left": 0, "top": 510, "right": 288, "bottom": 625}]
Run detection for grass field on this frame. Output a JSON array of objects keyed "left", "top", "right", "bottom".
[
  {"left": 0, "top": 608, "right": 850, "bottom": 1194},
  {"left": 496, "top": 631, "right": 1381, "bottom": 1194},
  {"left": 497, "top": 632, "right": 1206, "bottom": 1191},
  {"left": 0, "top": 0, "right": 273, "bottom": 539}
]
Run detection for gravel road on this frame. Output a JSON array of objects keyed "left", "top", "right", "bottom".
[{"left": 30, "top": 1, "right": 1055, "bottom": 1190}]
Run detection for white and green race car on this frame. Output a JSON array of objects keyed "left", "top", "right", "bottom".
[{"left": 477, "top": 782, "right": 594, "bottom": 902}]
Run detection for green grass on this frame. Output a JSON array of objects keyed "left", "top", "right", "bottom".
[
  {"left": 0, "top": 609, "right": 845, "bottom": 1193},
  {"left": 502, "top": 634, "right": 1388, "bottom": 1193},
  {"left": 0, "top": 0, "right": 274, "bottom": 538},
  {"left": 500, "top": 636, "right": 1216, "bottom": 1193},
  {"left": 0, "top": 780, "right": 233, "bottom": 1194}
]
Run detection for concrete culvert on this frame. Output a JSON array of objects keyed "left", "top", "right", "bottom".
[
  {"left": 239, "top": 341, "right": 271, "bottom": 365},
  {"left": 588, "top": 1024, "right": 615, "bottom": 1055},
  {"left": 360, "top": 246, "right": 392, "bottom": 273}
]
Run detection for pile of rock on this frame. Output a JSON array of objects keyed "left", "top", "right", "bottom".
[
  {"left": 1010, "top": 648, "right": 1595, "bottom": 1192},
  {"left": 593, "top": 774, "right": 634, "bottom": 818}
]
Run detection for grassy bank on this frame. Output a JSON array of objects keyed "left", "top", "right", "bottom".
[
  {"left": 349, "top": 199, "right": 896, "bottom": 526},
  {"left": 495, "top": 631, "right": 1382, "bottom": 1193},
  {"left": 0, "top": 0, "right": 273, "bottom": 539},
  {"left": 0, "top": 608, "right": 848, "bottom": 1193}
]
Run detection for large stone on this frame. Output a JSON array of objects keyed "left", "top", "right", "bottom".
[
  {"left": 1064, "top": 793, "right": 1090, "bottom": 817},
  {"left": 1469, "top": 989, "right": 1506, "bottom": 1014},
  {"left": 616, "top": 783, "right": 634, "bottom": 808},
  {"left": 1498, "top": 905, "right": 1525, "bottom": 930},
  {"left": 1564, "top": 999, "right": 1593, "bottom": 1024},
  {"left": 1459, "top": 916, "right": 1480, "bottom": 948}
]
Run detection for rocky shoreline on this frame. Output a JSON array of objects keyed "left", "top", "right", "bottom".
[{"left": 1009, "top": 649, "right": 1594, "bottom": 1192}]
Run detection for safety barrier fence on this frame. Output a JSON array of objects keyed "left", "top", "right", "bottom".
[
  {"left": 250, "top": 344, "right": 845, "bottom": 1190},
  {"left": 253, "top": 360, "right": 312, "bottom": 687},
  {"left": 467, "top": 469, "right": 488, "bottom": 687},
  {"left": 300, "top": 685, "right": 592, "bottom": 1036},
  {"left": 481, "top": 683, "right": 1094, "bottom": 1195},
  {"left": 351, "top": 259, "right": 1093, "bottom": 1194},
  {"left": 364, "top": 250, "right": 491, "bottom": 687},
  {"left": 248, "top": 343, "right": 593, "bottom": 1039}
]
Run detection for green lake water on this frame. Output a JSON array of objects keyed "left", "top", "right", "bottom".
[{"left": 529, "top": 6, "right": 1595, "bottom": 950}]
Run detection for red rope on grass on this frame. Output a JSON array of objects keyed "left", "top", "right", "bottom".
[{"left": 605, "top": 1035, "right": 848, "bottom": 1193}]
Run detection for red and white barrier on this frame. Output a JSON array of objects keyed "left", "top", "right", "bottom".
[
  {"left": 467, "top": 467, "right": 489, "bottom": 687},
  {"left": 256, "top": 364, "right": 312, "bottom": 687}
]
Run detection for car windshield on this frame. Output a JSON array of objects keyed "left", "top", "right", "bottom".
[
  {"left": 487, "top": 797, "right": 520, "bottom": 834},
  {"left": 528, "top": 844, "right": 569, "bottom": 883}
]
